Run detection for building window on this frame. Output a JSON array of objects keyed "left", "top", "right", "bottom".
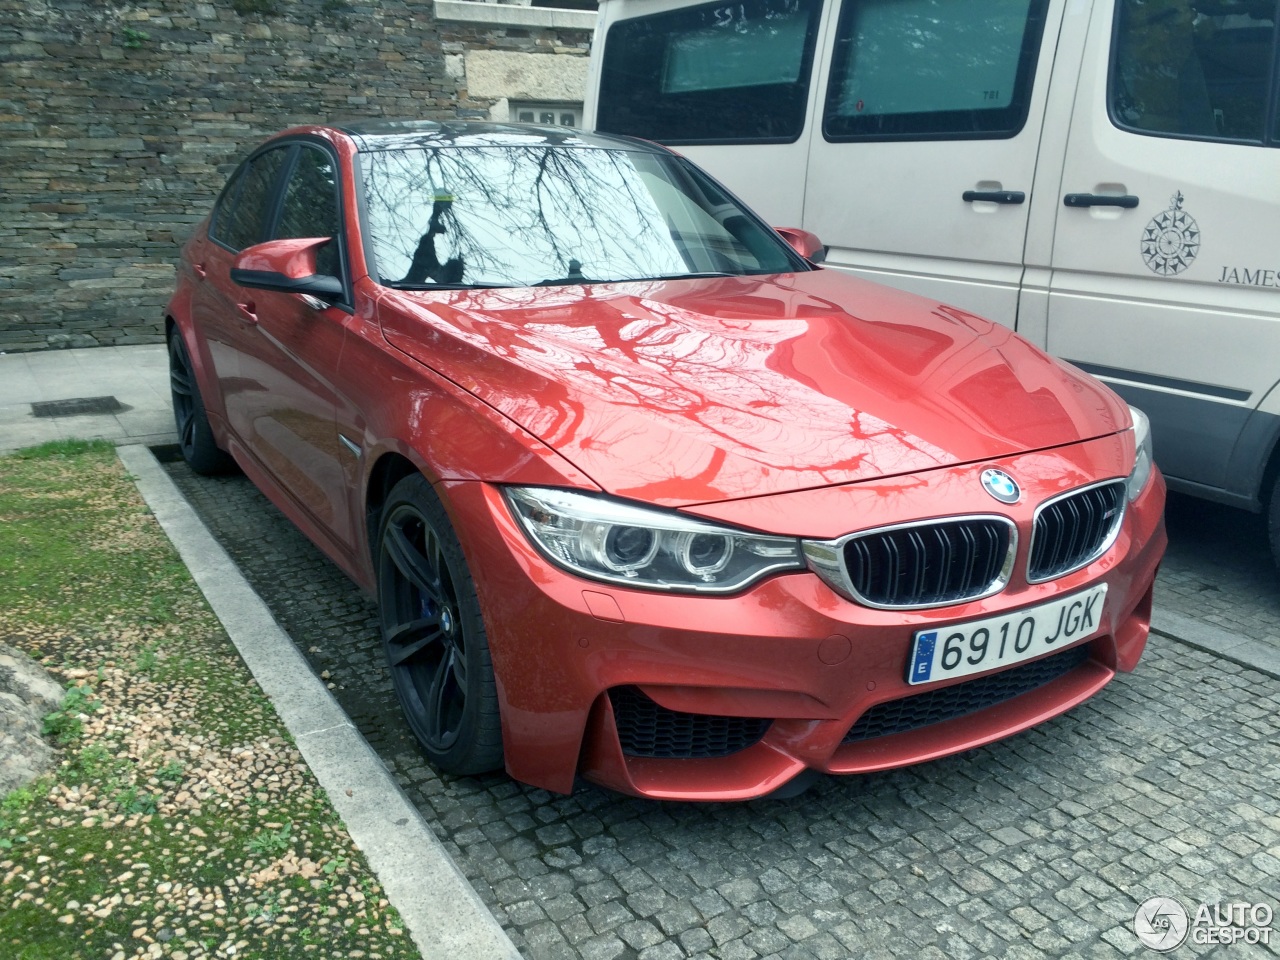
[{"left": 512, "top": 102, "right": 582, "bottom": 127}]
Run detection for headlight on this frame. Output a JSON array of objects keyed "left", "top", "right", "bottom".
[
  {"left": 1126, "top": 405, "right": 1153, "bottom": 502},
  {"left": 504, "top": 487, "right": 805, "bottom": 593}
]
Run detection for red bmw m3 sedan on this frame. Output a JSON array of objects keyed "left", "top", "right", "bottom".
[{"left": 166, "top": 120, "right": 1166, "bottom": 800}]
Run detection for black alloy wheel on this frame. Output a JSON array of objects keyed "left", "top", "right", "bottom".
[
  {"left": 377, "top": 474, "right": 503, "bottom": 775},
  {"left": 168, "top": 331, "right": 234, "bottom": 475}
]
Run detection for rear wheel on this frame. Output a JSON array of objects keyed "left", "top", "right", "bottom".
[
  {"left": 168, "top": 332, "right": 234, "bottom": 475},
  {"left": 376, "top": 474, "right": 503, "bottom": 775}
]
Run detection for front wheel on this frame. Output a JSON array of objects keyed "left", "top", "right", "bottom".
[
  {"left": 168, "top": 332, "right": 234, "bottom": 475},
  {"left": 376, "top": 474, "right": 503, "bottom": 775}
]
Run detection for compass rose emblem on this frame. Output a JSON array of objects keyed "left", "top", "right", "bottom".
[{"left": 1141, "top": 192, "right": 1200, "bottom": 276}]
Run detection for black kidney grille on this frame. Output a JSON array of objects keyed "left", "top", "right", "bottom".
[
  {"left": 609, "top": 687, "right": 770, "bottom": 759},
  {"left": 842, "top": 642, "right": 1092, "bottom": 744},
  {"left": 843, "top": 518, "right": 1011, "bottom": 607},
  {"left": 1029, "top": 482, "right": 1126, "bottom": 582}
]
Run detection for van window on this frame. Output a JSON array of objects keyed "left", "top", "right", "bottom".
[
  {"left": 596, "top": 0, "right": 822, "bottom": 144},
  {"left": 823, "top": 0, "right": 1050, "bottom": 141},
  {"left": 1110, "top": 0, "right": 1278, "bottom": 144}
]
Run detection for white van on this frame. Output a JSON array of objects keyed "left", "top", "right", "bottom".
[{"left": 585, "top": 0, "right": 1280, "bottom": 564}]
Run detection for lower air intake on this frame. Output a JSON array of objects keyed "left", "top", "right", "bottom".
[
  {"left": 609, "top": 687, "right": 770, "bottom": 759},
  {"left": 843, "top": 643, "right": 1092, "bottom": 743}
]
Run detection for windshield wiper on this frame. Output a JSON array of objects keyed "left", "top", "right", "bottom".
[
  {"left": 533, "top": 270, "right": 744, "bottom": 287},
  {"left": 385, "top": 281, "right": 514, "bottom": 291},
  {"left": 533, "top": 275, "right": 599, "bottom": 286},
  {"left": 637, "top": 271, "right": 740, "bottom": 281}
]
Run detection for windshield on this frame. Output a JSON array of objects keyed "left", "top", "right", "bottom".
[{"left": 358, "top": 143, "right": 803, "bottom": 288}]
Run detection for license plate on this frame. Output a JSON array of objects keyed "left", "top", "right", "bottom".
[{"left": 907, "top": 584, "right": 1107, "bottom": 686}]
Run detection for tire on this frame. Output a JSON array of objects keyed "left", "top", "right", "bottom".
[
  {"left": 376, "top": 474, "right": 503, "bottom": 775},
  {"left": 168, "top": 332, "right": 235, "bottom": 475}
]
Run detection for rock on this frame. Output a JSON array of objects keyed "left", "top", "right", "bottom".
[{"left": 0, "top": 643, "right": 68, "bottom": 795}]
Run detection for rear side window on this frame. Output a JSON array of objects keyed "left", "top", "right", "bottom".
[
  {"left": 823, "top": 0, "right": 1050, "bottom": 141},
  {"left": 1110, "top": 0, "right": 1279, "bottom": 145},
  {"left": 210, "top": 148, "right": 288, "bottom": 251},
  {"left": 596, "top": 0, "right": 822, "bottom": 144}
]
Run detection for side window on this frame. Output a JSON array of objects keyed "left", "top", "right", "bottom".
[
  {"left": 596, "top": 0, "right": 822, "bottom": 144},
  {"left": 823, "top": 0, "right": 1050, "bottom": 141},
  {"left": 212, "top": 148, "right": 288, "bottom": 251},
  {"left": 208, "top": 165, "right": 247, "bottom": 244},
  {"left": 1110, "top": 0, "right": 1278, "bottom": 144},
  {"left": 276, "top": 146, "right": 342, "bottom": 278}
]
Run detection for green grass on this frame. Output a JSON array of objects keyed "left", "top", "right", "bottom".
[
  {"left": 0, "top": 440, "right": 190, "bottom": 630},
  {"left": 0, "top": 442, "right": 420, "bottom": 960}
]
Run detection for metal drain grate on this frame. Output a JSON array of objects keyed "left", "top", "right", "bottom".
[{"left": 31, "top": 396, "right": 126, "bottom": 418}]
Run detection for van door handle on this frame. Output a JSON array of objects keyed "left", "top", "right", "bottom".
[
  {"left": 962, "top": 190, "right": 1025, "bottom": 204},
  {"left": 1064, "top": 193, "right": 1140, "bottom": 209},
  {"left": 236, "top": 302, "right": 259, "bottom": 325}
]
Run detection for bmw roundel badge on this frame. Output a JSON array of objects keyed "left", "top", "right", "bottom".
[{"left": 980, "top": 468, "right": 1020, "bottom": 504}]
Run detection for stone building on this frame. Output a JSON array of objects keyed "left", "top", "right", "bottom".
[{"left": 0, "top": 0, "right": 597, "bottom": 352}]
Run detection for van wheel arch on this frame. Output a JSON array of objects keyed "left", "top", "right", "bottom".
[
  {"left": 1260, "top": 428, "right": 1280, "bottom": 571},
  {"left": 1268, "top": 472, "right": 1280, "bottom": 573}
]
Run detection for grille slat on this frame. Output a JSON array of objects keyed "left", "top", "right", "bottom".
[
  {"left": 959, "top": 523, "right": 979, "bottom": 594},
  {"left": 884, "top": 535, "right": 902, "bottom": 604},
  {"left": 907, "top": 530, "right": 926, "bottom": 601},
  {"left": 930, "top": 526, "right": 950, "bottom": 600},
  {"left": 1029, "top": 482, "right": 1125, "bottom": 582},
  {"left": 609, "top": 687, "right": 770, "bottom": 759},
  {"left": 841, "top": 518, "right": 1013, "bottom": 608},
  {"left": 842, "top": 643, "right": 1092, "bottom": 744}
]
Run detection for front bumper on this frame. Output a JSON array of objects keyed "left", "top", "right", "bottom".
[{"left": 440, "top": 438, "right": 1167, "bottom": 800}]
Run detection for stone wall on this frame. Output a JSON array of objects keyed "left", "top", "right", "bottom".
[{"left": 0, "top": 0, "right": 592, "bottom": 352}]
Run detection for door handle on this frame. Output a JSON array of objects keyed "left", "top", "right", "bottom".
[
  {"left": 193, "top": 263, "right": 208, "bottom": 279},
  {"left": 236, "top": 302, "right": 258, "bottom": 325},
  {"left": 1063, "top": 193, "right": 1139, "bottom": 209},
  {"left": 962, "top": 190, "right": 1025, "bottom": 204}
]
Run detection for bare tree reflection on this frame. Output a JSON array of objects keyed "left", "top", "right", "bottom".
[
  {"left": 401, "top": 193, "right": 464, "bottom": 284},
  {"left": 361, "top": 144, "right": 717, "bottom": 288}
]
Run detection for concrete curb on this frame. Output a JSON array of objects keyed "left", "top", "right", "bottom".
[
  {"left": 116, "top": 444, "right": 520, "bottom": 960},
  {"left": 1152, "top": 607, "right": 1280, "bottom": 680}
]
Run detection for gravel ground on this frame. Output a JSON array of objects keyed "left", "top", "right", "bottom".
[{"left": 0, "top": 442, "right": 421, "bottom": 960}]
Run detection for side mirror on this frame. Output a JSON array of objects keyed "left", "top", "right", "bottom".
[
  {"left": 230, "top": 237, "right": 344, "bottom": 300},
  {"left": 775, "top": 227, "right": 827, "bottom": 264}
]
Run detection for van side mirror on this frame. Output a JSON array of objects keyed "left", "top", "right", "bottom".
[
  {"left": 775, "top": 227, "right": 827, "bottom": 264},
  {"left": 231, "top": 237, "right": 344, "bottom": 300}
]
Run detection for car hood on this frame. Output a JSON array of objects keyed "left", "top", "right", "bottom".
[{"left": 379, "top": 271, "right": 1129, "bottom": 507}]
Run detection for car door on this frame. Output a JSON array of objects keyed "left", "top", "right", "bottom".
[
  {"left": 191, "top": 146, "right": 291, "bottom": 428},
  {"left": 802, "top": 0, "right": 1068, "bottom": 328},
  {"left": 228, "top": 141, "right": 362, "bottom": 552},
  {"left": 1040, "top": 0, "right": 1280, "bottom": 499}
]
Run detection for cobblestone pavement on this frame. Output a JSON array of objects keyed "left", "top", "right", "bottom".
[{"left": 161, "top": 456, "right": 1280, "bottom": 959}]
